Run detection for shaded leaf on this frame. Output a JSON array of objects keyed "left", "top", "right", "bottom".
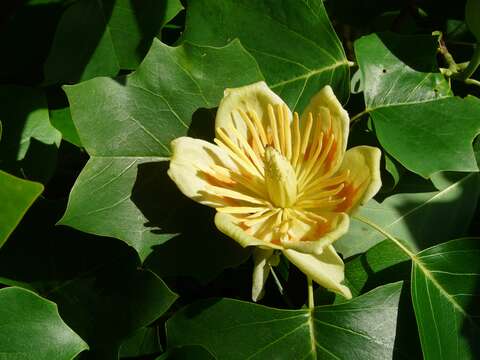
[
  {"left": 466, "top": 0, "right": 480, "bottom": 41},
  {"left": 44, "top": 0, "right": 183, "bottom": 83},
  {"left": 0, "top": 198, "right": 177, "bottom": 359},
  {"left": 182, "top": 0, "right": 349, "bottom": 111},
  {"left": 119, "top": 327, "right": 162, "bottom": 358},
  {"left": 0, "top": 287, "right": 88, "bottom": 360},
  {"left": 412, "top": 238, "right": 480, "bottom": 360},
  {"left": 61, "top": 39, "right": 262, "bottom": 259},
  {"left": 0, "top": 170, "right": 43, "bottom": 247},
  {"left": 157, "top": 346, "right": 215, "bottom": 360},
  {"left": 0, "top": 85, "right": 61, "bottom": 183},
  {"left": 336, "top": 173, "right": 480, "bottom": 257},
  {"left": 47, "top": 87, "right": 82, "bottom": 147},
  {"left": 167, "top": 283, "right": 403, "bottom": 360},
  {"left": 355, "top": 33, "right": 480, "bottom": 177},
  {"left": 341, "top": 240, "right": 410, "bottom": 299}
]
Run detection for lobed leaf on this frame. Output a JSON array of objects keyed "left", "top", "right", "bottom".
[
  {"left": 167, "top": 283, "right": 403, "bottom": 360},
  {"left": 182, "top": 0, "right": 350, "bottom": 111}
]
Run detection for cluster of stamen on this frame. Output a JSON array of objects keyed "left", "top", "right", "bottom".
[{"left": 203, "top": 104, "right": 357, "bottom": 244}]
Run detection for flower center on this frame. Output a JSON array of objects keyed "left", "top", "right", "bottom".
[{"left": 264, "top": 146, "right": 297, "bottom": 208}]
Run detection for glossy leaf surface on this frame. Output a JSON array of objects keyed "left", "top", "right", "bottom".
[
  {"left": 412, "top": 238, "right": 480, "bottom": 360},
  {"left": 60, "top": 39, "right": 262, "bottom": 259},
  {"left": 167, "top": 283, "right": 403, "bottom": 360},
  {"left": 0, "top": 287, "right": 88, "bottom": 360},
  {"left": 182, "top": 0, "right": 349, "bottom": 111},
  {"left": 0, "top": 170, "right": 43, "bottom": 247},
  {"left": 355, "top": 33, "right": 480, "bottom": 177},
  {"left": 336, "top": 173, "right": 480, "bottom": 257}
]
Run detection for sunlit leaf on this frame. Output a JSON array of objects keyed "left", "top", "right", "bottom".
[
  {"left": 182, "top": 0, "right": 350, "bottom": 111},
  {"left": 412, "top": 238, "right": 480, "bottom": 359},
  {"left": 336, "top": 173, "right": 480, "bottom": 257},
  {"left": 60, "top": 39, "right": 262, "bottom": 260},
  {"left": 355, "top": 33, "right": 480, "bottom": 177},
  {"left": 167, "top": 283, "right": 403, "bottom": 360},
  {"left": 0, "top": 287, "right": 88, "bottom": 360},
  {"left": 0, "top": 170, "right": 43, "bottom": 248}
]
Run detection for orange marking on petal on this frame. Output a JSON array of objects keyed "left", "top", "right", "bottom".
[
  {"left": 323, "top": 139, "right": 338, "bottom": 172},
  {"left": 220, "top": 196, "right": 240, "bottom": 206},
  {"left": 335, "top": 182, "right": 359, "bottom": 212},
  {"left": 202, "top": 171, "right": 236, "bottom": 188},
  {"left": 271, "top": 238, "right": 281, "bottom": 245},
  {"left": 303, "top": 144, "right": 312, "bottom": 161}
]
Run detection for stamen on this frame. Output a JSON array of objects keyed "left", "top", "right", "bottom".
[
  {"left": 209, "top": 184, "right": 269, "bottom": 205},
  {"left": 217, "top": 206, "right": 269, "bottom": 214},
  {"left": 242, "top": 209, "right": 279, "bottom": 226},
  {"left": 267, "top": 104, "right": 281, "bottom": 152},
  {"left": 210, "top": 165, "right": 267, "bottom": 198},
  {"left": 296, "top": 112, "right": 313, "bottom": 174},
  {"left": 228, "top": 125, "right": 265, "bottom": 176},
  {"left": 291, "top": 113, "right": 301, "bottom": 166},
  {"left": 249, "top": 110, "right": 268, "bottom": 146},
  {"left": 300, "top": 169, "right": 350, "bottom": 197},
  {"left": 295, "top": 195, "right": 346, "bottom": 209},
  {"left": 277, "top": 105, "right": 286, "bottom": 155},
  {"left": 215, "top": 129, "right": 262, "bottom": 178},
  {"left": 291, "top": 209, "right": 327, "bottom": 224},
  {"left": 296, "top": 183, "right": 344, "bottom": 204},
  {"left": 300, "top": 132, "right": 335, "bottom": 188},
  {"left": 283, "top": 105, "right": 292, "bottom": 160},
  {"left": 297, "top": 114, "right": 324, "bottom": 185},
  {"left": 238, "top": 110, "right": 265, "bottom": 156}
]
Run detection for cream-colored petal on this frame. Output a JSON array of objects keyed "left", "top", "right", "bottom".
[
  {"left": 215, "top": 81, "right": 290, "bottom": 146},
  {"left": 214, "top": 212, "right": 282, "bottom": 250},
  {"left": 299, "top": 86, "right": 349, "bottom": 175},
  {"left": 252, "top": 248, "right": 275, "bottom": 302},
  {"left": 168, "top": 136, "right": 243, "bottom": 207},
  {"left": 280, "top": 213, "right": 349, "bottom": 254},
  {"left": 283, "top": 246, "right": 352, "bottom": 299},
  {"left": 335, "top": 145, "right": 382, "bottom": 213}
]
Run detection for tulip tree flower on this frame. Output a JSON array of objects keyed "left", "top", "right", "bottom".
[{"left": 168, "top": 82, "right": 381, "bottom": 302}]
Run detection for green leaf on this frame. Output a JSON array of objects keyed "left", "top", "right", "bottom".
[
  {"left": 167, "top": 283, "right": 403, "bottom": 360},
  {"left": 335, "top": 242, "right": 422, "bottom": 359},
  {"left": 181, "top": 0, "right": 350, "bottom": 111},
  {"left": 0, "top": 287, "right": 88, "bottom": 360},
  {"left": 466, "top": 0, "right": 480, "bottom": 41},
  {"left": 119, "top": 327, "right": 162, "bottom": 358},
  {"left": 157, "top": 346, "right": 215, "bottom": 360},
  {"left": 47, "top": 88, "right": 82, "bottom": 147},
  {"left": 412, "top": 238, "right": 480, "bottom": 359},
  {"left": 60, "top": 39, "right": 263, "bottom": 259},
  {"left": 336, "top": 173, "right": 480, "bottom": 257},
  {"left": 0, "top": 170, "right": 43, "bottom": 248},
  {"left": 44, "top": 0, "right": 183, "bottom": 83},
  {"left": 341, "top": 240, "right": 410, "bottom": 299},
  {"left": 0, "top": 85, "right": 61, "bottom": 183},
  {"left": 355, "top": 33, "right": 480, "bottom": 177}
]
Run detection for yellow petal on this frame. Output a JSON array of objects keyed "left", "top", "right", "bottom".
[
  {"left": 252, "top": 248, "right": 275, "bottom": 302},
  {"left": 281, "top": 213, "right": 349, "bottom": 255},
  {"left": 335, "top": 145, "right": 382, "bottom": 213},
  {"left": 283, "top": 246, "right": 352, "bottom": 299},
  {"left": 299, "top": 85, "right": 349, "bottom": 176},
  {"left": 168, "top": 136, "right": 243, "bottom": 207},
  {"left": 215, "top": 81, "right": 290, "bottom": 148},
  {"left": 214, "top": 212, "right": 282, "bottom": 250}
]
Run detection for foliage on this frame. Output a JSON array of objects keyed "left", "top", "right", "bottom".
[{"left": 0, "top": 0, "right": 479, "bottom": 359}]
